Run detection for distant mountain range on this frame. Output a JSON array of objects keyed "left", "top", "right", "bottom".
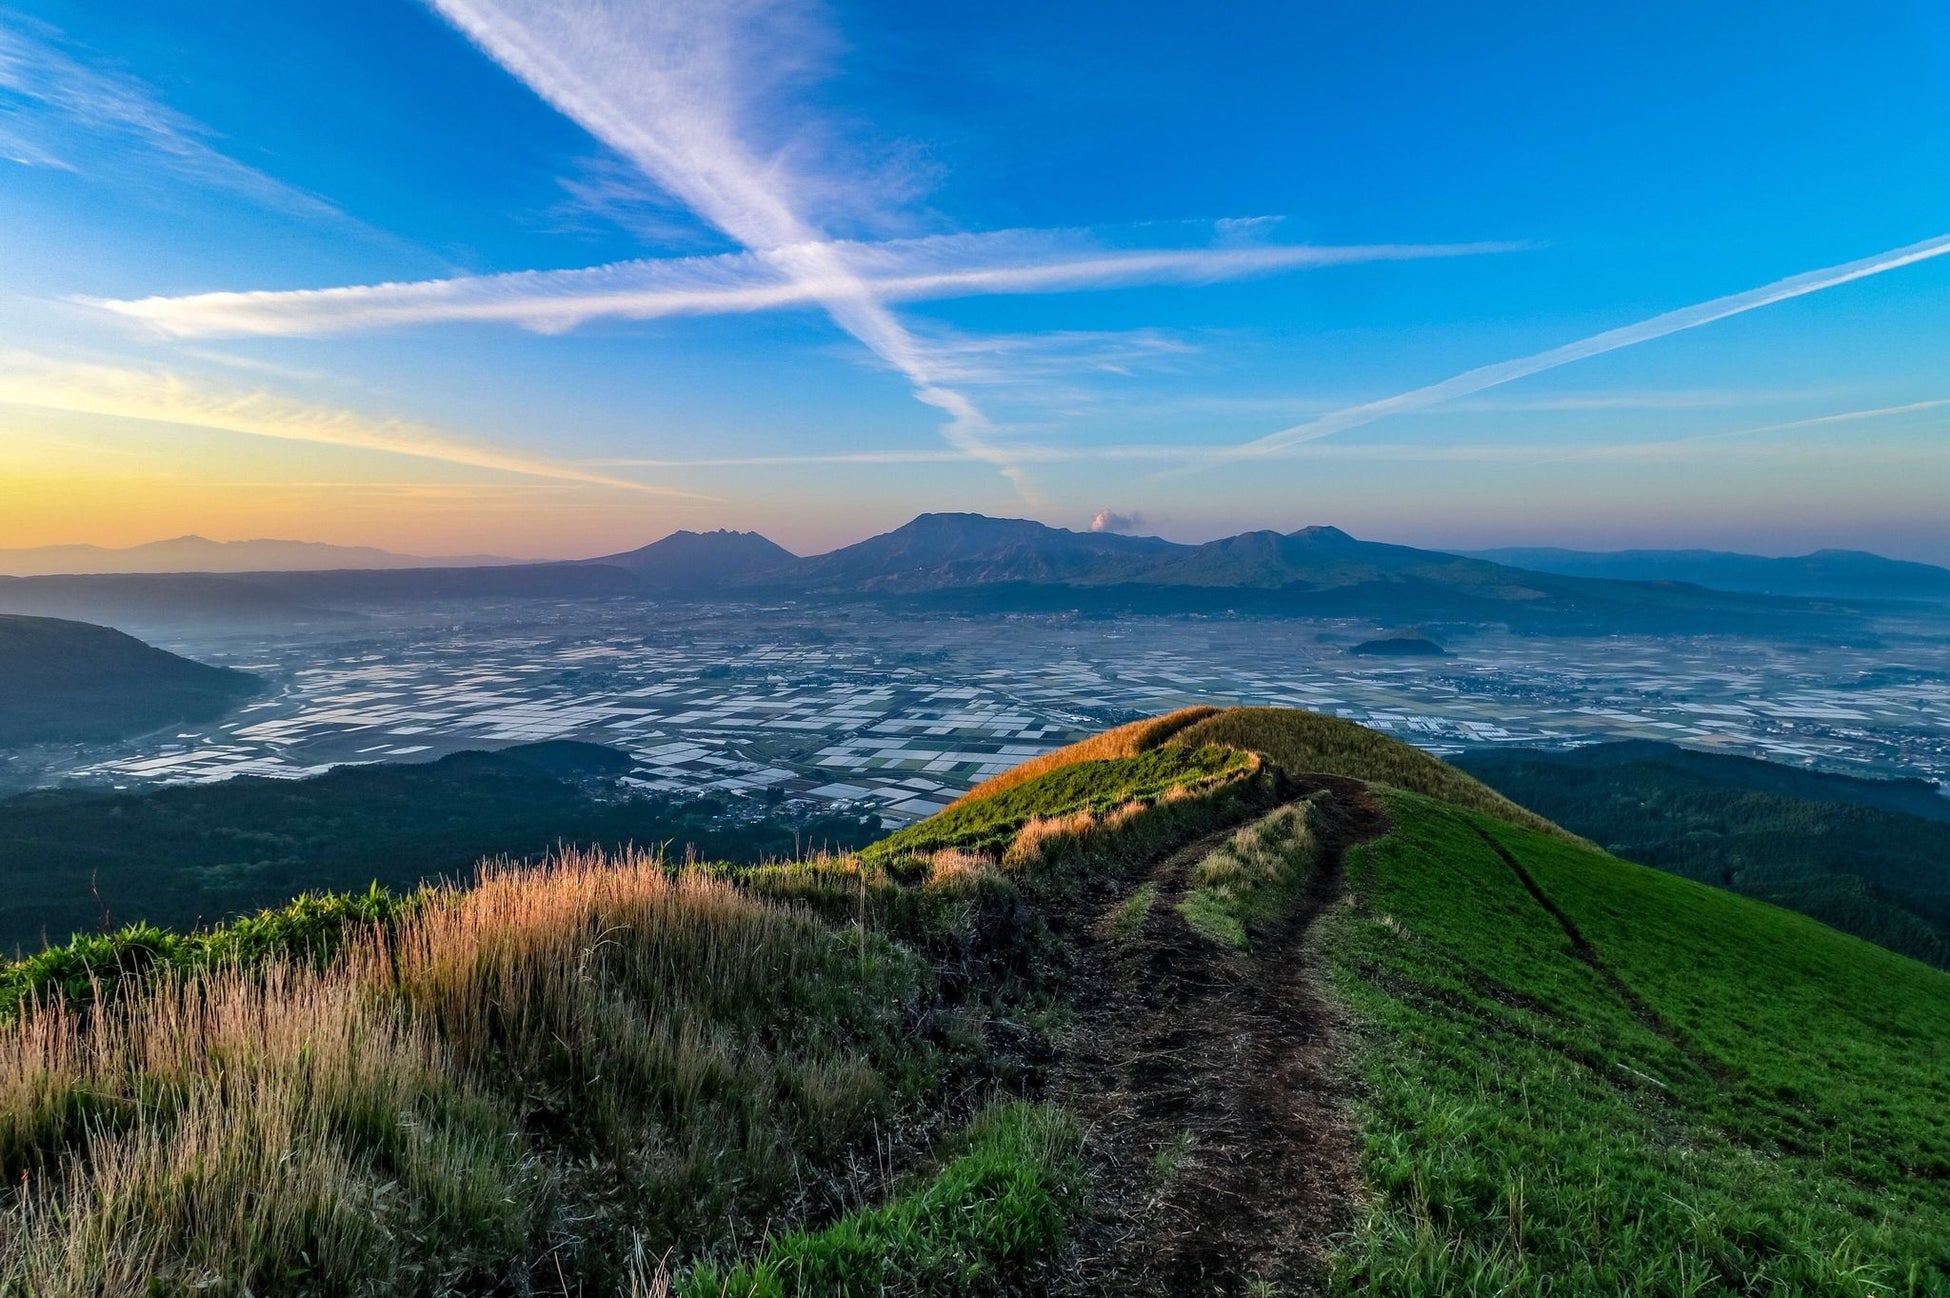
[
  {"left": 0, "top": 536, "right": 516, "bottom": 577},
  {"left": 578, "top": 514, "right": 1867, "bottom": 633},
  {"left": 0, "top": 614, "right": 260, "bottom": 745},
  {"left": 1464, "top": 545, "right": 1950, "bottom": 601},
  {"left": 1, "top": 514, "right": 1936, "bottom": 639}
]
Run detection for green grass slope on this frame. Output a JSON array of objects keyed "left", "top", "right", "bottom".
[
  {"left": 1459, "top": 742, "right": 1950, "bottom": 967},
  {"left": 1323, "top": 787, "right": 1950, "bottom": 1292}
]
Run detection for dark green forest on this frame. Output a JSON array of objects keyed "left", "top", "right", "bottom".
[{"left": 0, "top": 741, "right": 877, "bottom": 954}]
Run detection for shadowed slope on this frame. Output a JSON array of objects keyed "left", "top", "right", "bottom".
[{"left": 0, "top": 614, "right": 259, "bottom": 744}]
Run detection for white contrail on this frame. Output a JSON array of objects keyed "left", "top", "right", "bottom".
[
  {"left": 1539, "top": 398, "right": 1950, "bottom": 463},
  {"left": 1210, "top": 233, "right": 1950, "bottom": 462},
  {"left": 86, "top": 232, "right": 1516, "bottom": 339},
  {"left": 0, "top": 350, "right": 688, "bottom": 494},
  {"left": 426, "top": 0, "right": 1024, "bottom": 478}
]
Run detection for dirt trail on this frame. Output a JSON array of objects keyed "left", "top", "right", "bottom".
[{"left": 1049, "top": 776, "right": 1388, "bottom": 1297}]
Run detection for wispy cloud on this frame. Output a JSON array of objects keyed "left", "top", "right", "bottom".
[
  {"left": 594, "top": 395, "right": 1950, "bottom": 474},
  {"left": 86, "top": 228, "right": 1507, "bottom": 338},
  {"left": 0, "top": 17, "right": 341, "bottom": 220},
  {"left": 415, "top": 0, "right": 1521, "bottom": 495},
  {"left": 420, "top": 0, "right": 1028, "bottom": 482},
  {"left": 1208, "top": 233, "right": 1950, "bottom": 462},
  {"left": 0, "top": 349, "right": 687, "bottom": 494}
]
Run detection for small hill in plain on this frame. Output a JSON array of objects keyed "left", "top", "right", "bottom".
[
  {"left": 0, "top": 613, "right": 260, "bottom": 745},
  {"left": 1, "top": 705, "right": 1944, "bottom": 1293},
  {"left": 1348, "top": 633, "right": 1447, "bottom": 657}
]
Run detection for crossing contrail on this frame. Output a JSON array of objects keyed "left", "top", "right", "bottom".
[{"left": 1208, "top": 232, "right": 1950, "bottom": 462}]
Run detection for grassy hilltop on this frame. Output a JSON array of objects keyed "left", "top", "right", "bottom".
[{"left": 0, "top": 707, "right": 1944, "bottom": 1294}]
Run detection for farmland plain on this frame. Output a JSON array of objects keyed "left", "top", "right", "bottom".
[{"left": 8, "top": 598, "right": 1946, "bottom": 826}]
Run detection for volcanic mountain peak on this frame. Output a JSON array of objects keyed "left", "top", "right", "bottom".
[
  {"left": 1287, "top": 524, "right": 1357, "bottom": 543},
  {"left": 594, "top": 529, "right": 798, "bottom": 589}
]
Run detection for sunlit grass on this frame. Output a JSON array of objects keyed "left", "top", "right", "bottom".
[
  {"left": 947, "top": 705, "right": 1220, "bottom": 808},
  {"left": 0, "top": 848, "right": 947, "bottom": 1291},
  {"left": 1178, "top": 798, "right": 1321, "bottom": 950},
  {"left": 1323, "top": 789, "right": 1950, "bottom": 1292},
  {"left": 1170, "top": 707, "right": 1571, "bottom": 838},
  {"left": 870, "top": 745, "right": 1260, "bottom": 865}
]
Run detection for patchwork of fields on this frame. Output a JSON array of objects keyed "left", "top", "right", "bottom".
[{"left": 18, "top": 600, "right": 1950, "bottom": 825}]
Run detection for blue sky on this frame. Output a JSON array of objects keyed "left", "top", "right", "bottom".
[{"left": 2, "top": 0, "right": 1948, "bottom": 560}]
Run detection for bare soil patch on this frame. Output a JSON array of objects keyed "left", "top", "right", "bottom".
[{"left": 1049, "top": 776, "right": 1387, "bottom": 1296}]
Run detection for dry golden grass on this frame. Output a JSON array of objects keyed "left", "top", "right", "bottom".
[
  {"left": 1002, "top": 810, "right": 1100, "bottom": 869},
  {"left": 0, "top": 958, "right": 524, "bottom": 1293},
  {"left": 1168, "top": 707, "right": 1574, "bottom": 839},
  {"left": 948, "top": 706, "right": 1220, "bottom": 809},
  {"left": 0, "top": 847, "right": 936, "bottom": 1292}
]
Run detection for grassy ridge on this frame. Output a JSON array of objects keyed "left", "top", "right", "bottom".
[
  {"left": 868, "top": 744, "right": 1258, "bottom": 863},
  {"left": 1323, "top": 788, "right": 1950, "bottom": 1292},
  {"left": 6, "top": 703, "right": 1945, "bottom": 1292},
  {"left": 946, "top": 706, "right": 1219, "bottom": 807},
  {"left": 0, "top": 726, "right": 1283, "bottom": 1291},
  {"left": 1169, "top": 707, "right": 1570, "bottom": 839}
]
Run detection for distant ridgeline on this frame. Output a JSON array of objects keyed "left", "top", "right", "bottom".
[
  {"left": 0, "top": 613, "right": 259, "bottom": 745},
  {"left": 1459, "top": 739, "right": 1950, "bottom": 968},
  {"left": 1, "top": 706, "right": 1942, "bottom": 1293},
  {"left": 3, "top": 514, "right": 1934, "bottom": 638},
  {"left": 1464, "top": 544, "right": 1950, "bottom": 601}
]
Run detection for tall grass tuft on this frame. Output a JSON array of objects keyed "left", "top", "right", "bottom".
[
  {"left": 1178, "top": 799, "right": 1322, "bottom": 949},
  {"left": 0, "top": 848, "right": 946, "bottom": 1291},
  {"left": 0, "top": 960, "right": 527, "bottom": 1293}
]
